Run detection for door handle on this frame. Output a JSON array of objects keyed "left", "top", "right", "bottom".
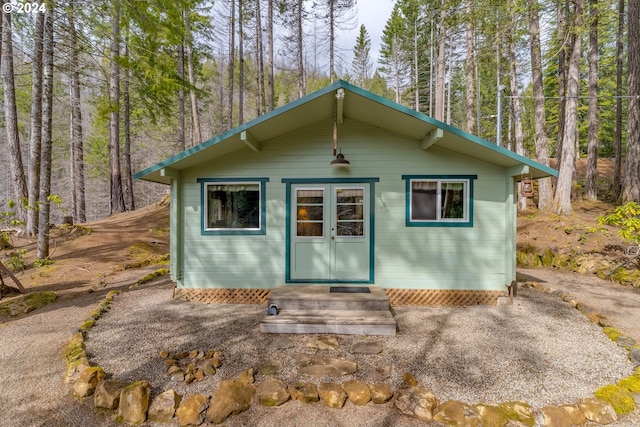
[{"left": 331, "top": 235, "right": 335, "bottom": 240}]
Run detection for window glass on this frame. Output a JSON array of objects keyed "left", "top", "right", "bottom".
[
  {"left": 410, "top": 179, "right": 467, "bottom": 222},
  {"left": 206, "top": 183, "right": 260, "bottom": 229},
  {"left": 411, "top": 181, "right": 437, "bottom": 220},
  {"left": 296, "top": 189, "right": 324, "bottom": 237},
  {"left": 336, "top": 188, "right": 364, "bottom": 236},
  {"left": 441, "top": 182, "right": 465, "bottom": 219}
]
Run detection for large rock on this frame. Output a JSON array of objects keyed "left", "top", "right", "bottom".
[
  {"left": 538, "top": 404, "right": 585, "bottom": 427},
  {"left": 73, "top": 366, "right": 106, "bottom": 398},
  {"left": 499, "top": 401, "right": 535, "bottom": 427},
  {"left": 93, "top": 380, "right": 125, "bottom": 409},
  {"left": 350, "top": 341, "right": 383, "bottom": 355},
  {"left": 307, "top": 336, "right": 339, "bottom": 350},
  {"left": 369, "top": 383, "right": 394, "bottom": 404},
  {"left": 292, "top": 353, "right": 357, "bottom": 376},
  {"left": 206, "top": 370, "right": 256, "bottom": 424},
  {"left": 434, "top": 400, "right": 479, "bottom": 426},
  {"left": 343, "top": 380, "right": 371, "bottom": 406},
  {"left": 289, "top": 382, "right": 319, "bottom": 403},
  {"left": 148, "top": 389, "right": 182, "bottom": 423},
  {"left": 364, "top": 365, "right": 391, "bottom": 381},
  {"left": 257, "top": 378, "right": 290, "bottom": 407},
  {"left": 474, "top": 404, "right": 510, "bottom": 427},
  {"left": 176, "top": 394, "right": 209, "bottom": 426},
  {"left": 117, "top": 380, "right": 151, "bottom": 425},
  {"left": 578, "top": 397, "right": 617, "bottom": 424},
  {"left": 318, "top": 382, "right": 347, "bottom": 409},
  {"left": 394, "top": 385, "right": 438, "bottom": 422}
]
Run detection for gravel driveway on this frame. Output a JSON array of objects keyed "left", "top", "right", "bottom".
[{"left": 1, "top": 269, "right": 640, "bottom": 426}]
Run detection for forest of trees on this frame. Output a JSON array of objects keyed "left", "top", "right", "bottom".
[{"left": 0, "top": 0, "right": 639, "bottom": 261}]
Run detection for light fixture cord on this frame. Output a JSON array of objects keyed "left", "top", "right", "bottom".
[{"left": 333, "top": 119, "right": 337, "bottom": 156}]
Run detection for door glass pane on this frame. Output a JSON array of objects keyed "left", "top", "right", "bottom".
[
  {"left": 336, "top": 188, "right": 364, "bottom": 237},
  {"left": 296, "top": 189, "right": 324, "bottom": 237}
]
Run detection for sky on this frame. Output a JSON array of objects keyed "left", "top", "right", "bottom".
[{"left": 336, "top": 0, "right": 396, "bottom": 71}]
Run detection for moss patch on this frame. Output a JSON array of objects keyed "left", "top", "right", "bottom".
[
  {"left": 0, "top": 291, "right": 57, "bottom": 317},
  {"left": 618, "top": 374, "right": 640, "bottom": 393},
  {"left": 603, "top": 326, "right": 622, "bottom": 342},
  {"left": 135, "top": 268, "right": 170, "bottom": 286},
  {"left": 594, "top": 384, "right": 636, "bottom": 415}
]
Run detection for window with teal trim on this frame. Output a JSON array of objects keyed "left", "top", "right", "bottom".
[
  {"left": 403, "top": 175, "right": 475, "bottom": 227},
  {"left": 198, "top": 178, "right": 268, "bottom": 235}
]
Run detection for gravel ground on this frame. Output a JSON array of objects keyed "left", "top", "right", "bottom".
[
  {"left": 2, "top": 272, "right": 640, "bottom": 427},
  {"left": 82, "top": 279, "right": 639, "bottom": 426}
]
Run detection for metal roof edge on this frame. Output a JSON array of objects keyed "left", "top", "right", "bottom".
[{"left": 135, "top": 81, "right": 345, "bottom": 181}]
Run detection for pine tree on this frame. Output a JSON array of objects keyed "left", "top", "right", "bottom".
[{"left": 351, "top": 24, "right": 372, "bottom": 88}]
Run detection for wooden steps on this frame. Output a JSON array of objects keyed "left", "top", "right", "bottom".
[{"left": 259, "top": 286, "right": 396, "bottom": 336}]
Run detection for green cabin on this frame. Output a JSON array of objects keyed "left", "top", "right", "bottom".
[{"left": 135, "top": 80, "right": 556, "bottom": 304}]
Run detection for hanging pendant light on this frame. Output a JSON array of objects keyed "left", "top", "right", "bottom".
[{"left": 330, "top": 149, "right": 350, "bottom": 167}]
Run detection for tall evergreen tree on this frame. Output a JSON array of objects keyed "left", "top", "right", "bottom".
[
  {"left": 623, "top": 0, "right": 640, "bottom": 202},
  {"left": 27, "top": 14, "right": 44, "bottom": 236},
  {"left": 1, "top": 4, "right": 28, "bottom": 222},
  {"left": 351, "top": 24, "right": 372, "bottom": 88},
  {"left": 314, "top": 0, "right": 357, "bottom": 81},
  {"left": 554, "top": 0, "right": 584, "bottom": 215},
  {"left": 585, "top": 0, "right": 599, "bottom": 200}
]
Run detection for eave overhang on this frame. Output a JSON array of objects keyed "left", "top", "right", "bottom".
[{"left": 134, "top": 80, "right": 557, "bottom": 185}]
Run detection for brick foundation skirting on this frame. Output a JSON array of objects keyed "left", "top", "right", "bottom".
[{"left": 172, "top": 287, "right": 506, "bottom": 306}]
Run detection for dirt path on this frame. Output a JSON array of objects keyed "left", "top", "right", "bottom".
[
  {"left": 0, "top": 289, "right": 113, "bottom": 426},
  {"left": 518, "top": 267, "right": 640, "bottom": 344}
]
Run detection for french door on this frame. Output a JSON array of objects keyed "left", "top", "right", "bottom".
[{"left": 289, "top": 183, "right": 371, "bottom": 281}]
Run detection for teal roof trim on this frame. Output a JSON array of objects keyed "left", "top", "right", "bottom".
[
  {"left": 134, "top": 81, "right": 346, "bottom": 181},
  {"left": 135, "top": 79, "right": 557, "bottom": 181},
  {"left": 336, "top": 80, "right": 558, "bottom": 178}
]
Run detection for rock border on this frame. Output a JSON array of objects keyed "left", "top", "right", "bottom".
[{"left": 63, "top": 282, "right": 640, "bottom": 426}]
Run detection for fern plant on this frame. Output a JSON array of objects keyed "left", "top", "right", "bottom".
[{"left": 598, "top": 202, "right": 640, "bottom": 242}]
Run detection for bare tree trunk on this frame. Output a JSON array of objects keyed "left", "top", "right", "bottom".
[
  {"left": 413, "top": 18, "right": 419, "bottom": 112},
  {"left": 435, "top": 7, "right": 446, "bottom": 122},
  {"left": 465, "top": 0, "right": 475, "bottom": 134},
  {"left": 27, "top": 13, "right": 44, "bottom": 236},
  {"left": 185, "top": 11, "right": 202, "bottom": 144},
  {"left": 296, "top": 0, "right": 305, "bottom": 97},
  {"left": 429, "top": 19, "right": 434, "bottom": 117},
  {"left": 328, "top": 0, "right": 335, "bottom": 82},
  {"left": 612, "top": 0, "right": 625, "bottom": 202},
  {"left": 528, "top": 0, "right": 552, "bottom": 210},
  {"left": 37, "top": 5, "right": 54, "bottom": 259},
  {"left": 69, "top": 0, "right": 85, "bottom": 223},
  {"left": 123, "top": 40, "right": 135, "bottom": 211},
  {"left": 623, "top": 0, "right": 640, "bottom": 202},
  {"left": 255, "top": 0, "right": 266, "bottom": 116},
  {"left": 1, "top": 6, "right": 27, "bottom": 221},
  {"left": 508, "top": 42, "right": 524, "bottom": 157},
  {"left": 267, "top": 0, "right": 274, "bottom": 111},
  {"left": 585, "top": 0, "right": 599, "bottom": 201},
  {"left": 556, "top": 1, "right": 569, "bottom": 171},
  {"left": 109, "top": 0, "right": 126, "bottom": 215},
  {"left": 239, "top": 0, "right": 244, "bottom": 124},
  {"left": 178, "top": 41, "right": 185, "bottom": 151},
  {"left": 554, "top": 0, "right": 583, "bottom": 215},
  {"left": 228, "top": 0, "right": 236, "bottom": 128},
  {"left": 509, "top": 28, "right": 526, "bottom": 211}
]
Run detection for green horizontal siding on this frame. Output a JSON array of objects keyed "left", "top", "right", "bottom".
[{"left": 175, "top": 118, "right": 512, "bottom": 291}]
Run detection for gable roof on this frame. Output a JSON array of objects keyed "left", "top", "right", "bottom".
[{"left": 134, "top": 80, "right": 557, "bottom": 185}]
